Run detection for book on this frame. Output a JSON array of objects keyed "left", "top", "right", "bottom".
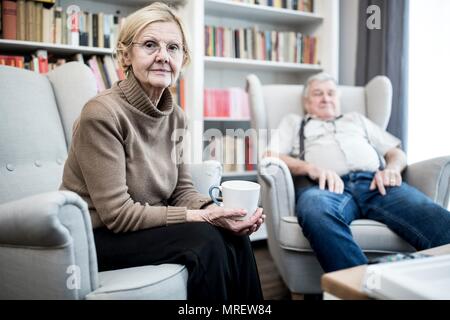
[
  {"left": 16, "top": 0, "right": 26, "bottom": 41},
  {"left": 2, "top": 0, "right": 17, "bottom": 40},
  {"left": 36, "top": 49, "right": 48, "bottom": 74}
]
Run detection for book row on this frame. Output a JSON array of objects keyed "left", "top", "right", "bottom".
[
  {"left": 1, "top": 0, "right": 125, "bottom": 48},
  {"left": 205, "top": 25, "right": 318, "bottom": 65}
]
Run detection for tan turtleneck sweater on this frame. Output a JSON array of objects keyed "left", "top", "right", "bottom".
[{"left": 60, "top": 72, "right": 212, "bottom": 233}]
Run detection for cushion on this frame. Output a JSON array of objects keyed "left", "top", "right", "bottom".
[
  {"left": 86, "top": 264, "right": 188, "bottom": 300},
  {"left": 279, "top": 216, "right": 415, "bottom": 253}
]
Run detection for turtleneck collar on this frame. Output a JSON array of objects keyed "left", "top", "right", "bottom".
[{"left": 118, "top": 71, "right": 174, "bottom": 118}]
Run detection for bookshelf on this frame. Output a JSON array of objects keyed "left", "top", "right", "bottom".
[
  {"left": 181, "top": 0, "right": 339, "bottom": 169},
  {"left": 204, "top": 0, "right": 323, "bottom": 26},
  {"left": 0, "top": 38, "right": 113, "bottom": 55},
  {"left": 0, "top": 0, "right": 186, "bottom": 102},
  {"left": 204, "top": 56, "right": 323, "bottom": 72},
  {"left": 180, "top": 0, "right": 339, "bottom": 241},
  {"left": 204, "top": 117, "right": 250, "bottom": 122},
  {"left": 222, "top": 170, "right": 257, "bottom": 178}
]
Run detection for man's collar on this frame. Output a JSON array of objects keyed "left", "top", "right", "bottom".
[{"left": 305, "top": 113, "right": 343, "bottom": 122}]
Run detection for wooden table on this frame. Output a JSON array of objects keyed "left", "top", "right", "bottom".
[{"left": 321, "top": 244, "right": 450, "bottom": 300}]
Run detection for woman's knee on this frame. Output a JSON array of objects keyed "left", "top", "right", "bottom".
[{"left": 187, "top": 222, "right": 228, "bottom": 254}]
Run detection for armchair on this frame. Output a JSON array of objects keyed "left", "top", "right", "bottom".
[
  {"left": 0, "top": 62, "right": 221, "bottom": 299},
  {"left": 246, "top": 74, "right": 450, "bottom": 296}
]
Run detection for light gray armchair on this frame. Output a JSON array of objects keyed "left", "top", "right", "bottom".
[
  {"left": 0, "top": 62, "right": 222, "bottom": 299},
  {"left": 246, "top": 74, "right": 450, "bottom": 296}
]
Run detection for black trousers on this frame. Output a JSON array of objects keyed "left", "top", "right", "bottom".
[{"left": 93, "top": 222, "right": 263, "bottom": 301}]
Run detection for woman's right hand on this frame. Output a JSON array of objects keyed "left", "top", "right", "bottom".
[{"left": 187, "top": 206, "right": 264, "bottom": 236}]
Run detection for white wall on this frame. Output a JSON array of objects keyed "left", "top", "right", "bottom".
[{"left": 338, "top": 0, "right": 359, "bottom": 86}]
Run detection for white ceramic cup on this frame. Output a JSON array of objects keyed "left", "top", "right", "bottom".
[{"left": 208, "top": 180, "right": 261, "bottom": 220}]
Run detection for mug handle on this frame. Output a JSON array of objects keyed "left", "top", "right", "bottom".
[{"left": 208, "top": 185, "right": 223, "bottom": 207}]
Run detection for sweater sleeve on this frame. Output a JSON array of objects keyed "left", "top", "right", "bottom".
[{"left": 74, "top": 101, "right": 186, "bottom": 233}]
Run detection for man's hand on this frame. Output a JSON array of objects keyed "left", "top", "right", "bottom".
[
  {"left": 369, "top": 168, "right": 402, "bottom": 196},
  {"left": 306, "top": 164, "right": 344, "bottom": 194}
]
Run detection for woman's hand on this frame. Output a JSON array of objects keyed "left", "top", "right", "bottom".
[
  {"left": 369, "top": 168, "right": 402, "bottom": 196},
  {"left": 306, "top": 164, "right": 344, "bottom": 194},
  {"left": 188, "top": 205, "right": 265, "bottom": 236}
]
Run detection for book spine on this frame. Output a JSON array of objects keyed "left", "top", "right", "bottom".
[{"left": 2, "top": 0, "right": 17, "bottom": 40}]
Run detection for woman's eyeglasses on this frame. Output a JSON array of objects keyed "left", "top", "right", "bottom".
[{"left": 132, "top": 40, "right": 184, "bottom": 59}]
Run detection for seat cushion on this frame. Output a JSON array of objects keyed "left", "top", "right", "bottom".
[
  {"left": 86, "top": 264, "right": 188, "bottom": 300},
  {"left": 279, "top": 216, "right": 415, "bottom": 253}
]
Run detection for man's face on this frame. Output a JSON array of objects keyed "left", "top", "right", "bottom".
[{"left": 303, "top": 80, "right": 340, "bottom": 120}]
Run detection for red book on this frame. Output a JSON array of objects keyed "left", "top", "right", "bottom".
[
  {"left": 36, "top": 50, "right": 48, "bottom": 74},
  {"left": 2, "top": 0, "right": 17, "bottom": 40}
]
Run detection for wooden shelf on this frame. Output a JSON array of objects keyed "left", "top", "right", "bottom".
[
  {"left": 0, "top": 39, "right": 113, "bottom": 55},
  {"left": 205, "top": 0, "right": 322, "bottom": 27},
  {"left": 222, "top": 170, "right": 257, "bottom": 178},
  {"left": 204, "top": 117, "right": 251, "bottom": 122},
  {"left": 204, "top": 56, "right": 322, "bottom": 73}
]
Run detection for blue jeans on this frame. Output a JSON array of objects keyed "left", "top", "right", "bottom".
[{"left": 295, "top": 171, "right": 450, "bottom": 272}]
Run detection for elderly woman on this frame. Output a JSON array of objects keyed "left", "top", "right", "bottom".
[{"left": 60, "top": 2, "right": 264, "bottom": 300}]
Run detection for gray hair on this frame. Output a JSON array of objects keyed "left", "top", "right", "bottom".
[{"left": 302, "top": 72, "right": 337, "bottom": 99}]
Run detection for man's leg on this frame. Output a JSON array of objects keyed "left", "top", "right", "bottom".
[
  {"left": 354, "top": 176, "right": 450, "bottom": 250},
  {"left": 296, "top": 187, "right": 367, "bottom": 272}
]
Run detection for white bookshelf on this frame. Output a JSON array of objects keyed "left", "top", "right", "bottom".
[
  {"left": 0, "top": 39, "right": 113, "bottom": 55},
  {"left": 222, "top": 170, "right": 257, "bottom": 178},
  {"left": 182, "top": 0, "right": 339, "bottom": 157},
  {"left": 204, "top": 56, "right": 323, "bottom": 72},
  {"left": 205, "top": 0, "right": 323, "bottom": 26},
  {"left": 204, "top": 117, "right": 250, "bottom": 122},
  {"left": 181, "top": 0, "right": 340, "bottom": 241}
]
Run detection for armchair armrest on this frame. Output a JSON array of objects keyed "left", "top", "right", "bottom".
[
  {"left": 0, "top": 191, "right": 88, "bottom": 247},
  {"left": 258, "top": 157, "right": 296, "bottom": 239},
  {"left": 0, "top": 191, "right": 98, "bottom": 299},
  {"left": 403, "top": 156, "right": 450, "bottom": 208},
  {"left": 188, "top": 160, "right": 222, "bottom": 195}
]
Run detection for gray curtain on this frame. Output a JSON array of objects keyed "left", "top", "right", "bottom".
[{"left": 356, "top": 0, "right": 409, "bottom": 151}]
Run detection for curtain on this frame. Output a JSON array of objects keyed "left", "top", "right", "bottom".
[{"left": 355, "top": 0, "right": 409, "bottom": 151}]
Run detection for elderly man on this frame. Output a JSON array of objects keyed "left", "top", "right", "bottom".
[{"left": 265, "top": 72, "right": 450, "bottom": 272}]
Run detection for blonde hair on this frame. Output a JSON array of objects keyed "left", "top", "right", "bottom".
[{"left": 115, "top": 2, "right": 191, "bottom": 75}]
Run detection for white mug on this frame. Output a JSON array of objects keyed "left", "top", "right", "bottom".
[{"left": 208, "top": 180, "right": 261, "bottom": 220}]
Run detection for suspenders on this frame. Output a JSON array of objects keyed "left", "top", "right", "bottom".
[{"left": 298, "top": 115, "right": 384, "bottom": 170}]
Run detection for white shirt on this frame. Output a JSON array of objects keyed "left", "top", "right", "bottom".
[{"left": 267, "top": 112, "right": 401, "bottom": 176}]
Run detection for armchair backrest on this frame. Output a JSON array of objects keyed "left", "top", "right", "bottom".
[
  {"left": 0, "top": 66, "right": 68, "bottom": 204},
  {"left": 246, "top": 74, "right": 393, "bottom": 132},
  {"left": 246, "top": 73, "right": 394, "bottom": 238},
  {"left": 47, "top": 62, "right": 98, "bottom": 146},
  {"left": 0, "top": 63, "right": 97, "bottom": 204}
]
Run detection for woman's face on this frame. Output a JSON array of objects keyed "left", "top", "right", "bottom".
[{"left": 124, "top": 21, "right": 185, "bottom": 91}]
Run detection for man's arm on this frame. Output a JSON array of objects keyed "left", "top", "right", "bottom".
[
  {"left": 263, "top": 151, "right": 311, "bottom": 176},
  {"left": 370, "top": 147, "right": 407, "bottom": 195},
  {"left": 263, "top": 151, "right": 344, "bottom": 194},
  {"left": 385, "top": 147, "right": 407, "bottom": 173}
]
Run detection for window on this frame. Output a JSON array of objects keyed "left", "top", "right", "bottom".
[{"left": 408, "top": 0, "right": 450, "bottom": 165}]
